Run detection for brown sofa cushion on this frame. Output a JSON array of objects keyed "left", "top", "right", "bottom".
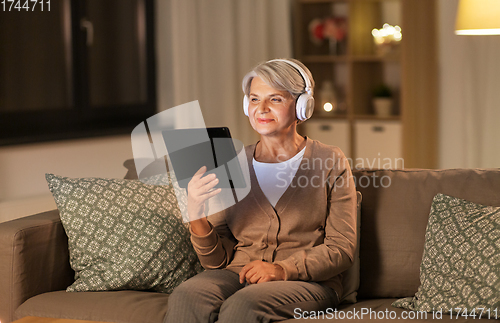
[
  {"left": 353, "top": 168, "right": 500, "bottom": 299},
  {"left": 15, "top": 290, "right": 169, "bottom": 323},
  {"left": 0, "top": 210, "right": 74, "bottom": 323},
  {"left": 18, "top": 293, "right": 489, "bottom": 323}
]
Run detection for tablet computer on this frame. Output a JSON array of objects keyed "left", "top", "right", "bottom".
[{"left": 162, "top": 127, "right": 247, "bottom": 189}]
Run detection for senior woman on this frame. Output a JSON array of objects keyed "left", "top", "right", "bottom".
[{"left": 164, "top": 58, "right": 357, "bottom": 323}]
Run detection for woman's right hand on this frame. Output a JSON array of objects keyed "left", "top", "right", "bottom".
[{"left": 187, "top": 166, "right": 221, "bottom": 235}]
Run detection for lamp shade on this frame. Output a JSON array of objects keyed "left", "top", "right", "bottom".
[{"left": 455, "top": 0, "right": 500, "bottom": 35}]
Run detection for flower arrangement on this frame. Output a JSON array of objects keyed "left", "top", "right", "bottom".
[{"left": 309, "top": 16, "right": 348, "bottom": 54}]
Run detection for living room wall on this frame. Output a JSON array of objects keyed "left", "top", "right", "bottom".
[
  {"left": 438, "top": 0, "right": 500, "bottom": 169},
  {"left": 0, "top": 135, "right": 133, "bottom": 223}
]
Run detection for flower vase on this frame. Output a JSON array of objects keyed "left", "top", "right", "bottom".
[{"left": 328, "top": 38, "right": 338, "bottom": 55}]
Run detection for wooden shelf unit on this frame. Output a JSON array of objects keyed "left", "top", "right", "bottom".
[{"left": 293, "top": 0, "right": 438, "bottom": 168}]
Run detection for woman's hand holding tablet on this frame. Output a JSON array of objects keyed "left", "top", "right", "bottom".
[{"left": 187, "top": 166, "right": 222, "bottom": 234}]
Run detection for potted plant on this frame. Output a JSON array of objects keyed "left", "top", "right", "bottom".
[{"left": 372, "top": 84, "right": 393, "bottom": 116}]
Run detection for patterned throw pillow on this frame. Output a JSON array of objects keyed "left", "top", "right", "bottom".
[
  {"left": 46, "top": 173, "right": 203, "bottom": 293},
  {"left": 392, "top": 193, "right": 500, "bottom": 315}
]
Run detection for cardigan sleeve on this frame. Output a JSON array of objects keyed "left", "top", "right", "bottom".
[
  {"left": 274, "top": 150, "right": 357, "bottom": 282},
  {"left": 189, "top": 210, "right": 237, "bottom": 269}
]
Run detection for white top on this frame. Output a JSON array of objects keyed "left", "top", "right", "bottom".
[{"left": 252, "top": 147, "right": 306, "bottom": 207}]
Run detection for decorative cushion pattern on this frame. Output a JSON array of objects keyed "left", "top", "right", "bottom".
[
  {"left": 45, "top": 173, "right": 203, "bottom": 293},
  {"left": 392, "top": 193, "right": 500, "bottom": 314}
]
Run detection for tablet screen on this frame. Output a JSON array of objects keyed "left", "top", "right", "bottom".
[{"left": 162, "top": 127, "right": 247, "bottom": 189}]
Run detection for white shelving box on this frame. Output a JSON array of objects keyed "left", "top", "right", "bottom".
[
  {"left": 354, "top": 120, "right": 403, "bottom": 169},
  {"left": 303, "top": 119, "right": 351, "bottom": 157}
]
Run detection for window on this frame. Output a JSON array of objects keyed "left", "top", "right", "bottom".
[{"left": 0, "top": 0, "right": 156, "bottom": 145}]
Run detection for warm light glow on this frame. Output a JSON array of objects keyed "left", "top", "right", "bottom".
[
  {"left": 372, "top": 24, "right": 402, "bottom": 45},
  {"left": 456, "top": 29, "right": 500, "bottom": 35},
  {"left": 323, "top": 102, "right": 333, "bottom": 112},
  {"left": 455, "top": 0, "right": 500, "bottom": 35}
]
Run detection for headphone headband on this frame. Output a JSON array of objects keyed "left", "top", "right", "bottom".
[{"left": 268, "top": 59, "right": 312, "bottom": 95}]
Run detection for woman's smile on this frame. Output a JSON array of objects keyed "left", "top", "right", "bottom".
[{"left": 257, "top": 118, "right": 274, "bottom": 124}]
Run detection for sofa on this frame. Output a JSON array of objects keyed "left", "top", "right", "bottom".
[{"left": 1, "top": 163, "right": 499, "bottom": 323}]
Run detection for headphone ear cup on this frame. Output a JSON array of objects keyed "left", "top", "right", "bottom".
[
  {"left": 243, "top": 96, "right": 249, "bottom": 116},
  {"left": 304, "top": 95, "right": 315, "bottom": 120},
  {"left": 296, "top": 94, "right": 315, "bottom": 121}
]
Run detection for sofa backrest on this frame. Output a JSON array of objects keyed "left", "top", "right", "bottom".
[
  {"left": 352, "top": 168, "right": 500, "bottom": 299},
  {"left": 123, "top": 160, "right": 500, "bottom": 299}
]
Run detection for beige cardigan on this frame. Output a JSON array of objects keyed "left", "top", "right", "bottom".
[{"left": 190, "top": 137, "right": 357, "bottom": 297}]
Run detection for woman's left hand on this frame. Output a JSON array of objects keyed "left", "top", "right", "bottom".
[{"left": 239, "top": 260, "right": 285, "bottom": 284}]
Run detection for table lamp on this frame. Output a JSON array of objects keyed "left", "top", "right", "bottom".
[{"left": 455, "top": 0, "right": 500, "bottom": 35}]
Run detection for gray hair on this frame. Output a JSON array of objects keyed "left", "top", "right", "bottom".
[{"left": 242, "top": 58, "right": 315, "bottom": 99}]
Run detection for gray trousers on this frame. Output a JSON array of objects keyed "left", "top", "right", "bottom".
[{"left": 164, "top": 269, "right": 339, "bottom": 323}]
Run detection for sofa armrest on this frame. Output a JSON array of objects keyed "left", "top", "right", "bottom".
[{"left": 0, "top": 209, "right": 74, "bottom": 323}]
